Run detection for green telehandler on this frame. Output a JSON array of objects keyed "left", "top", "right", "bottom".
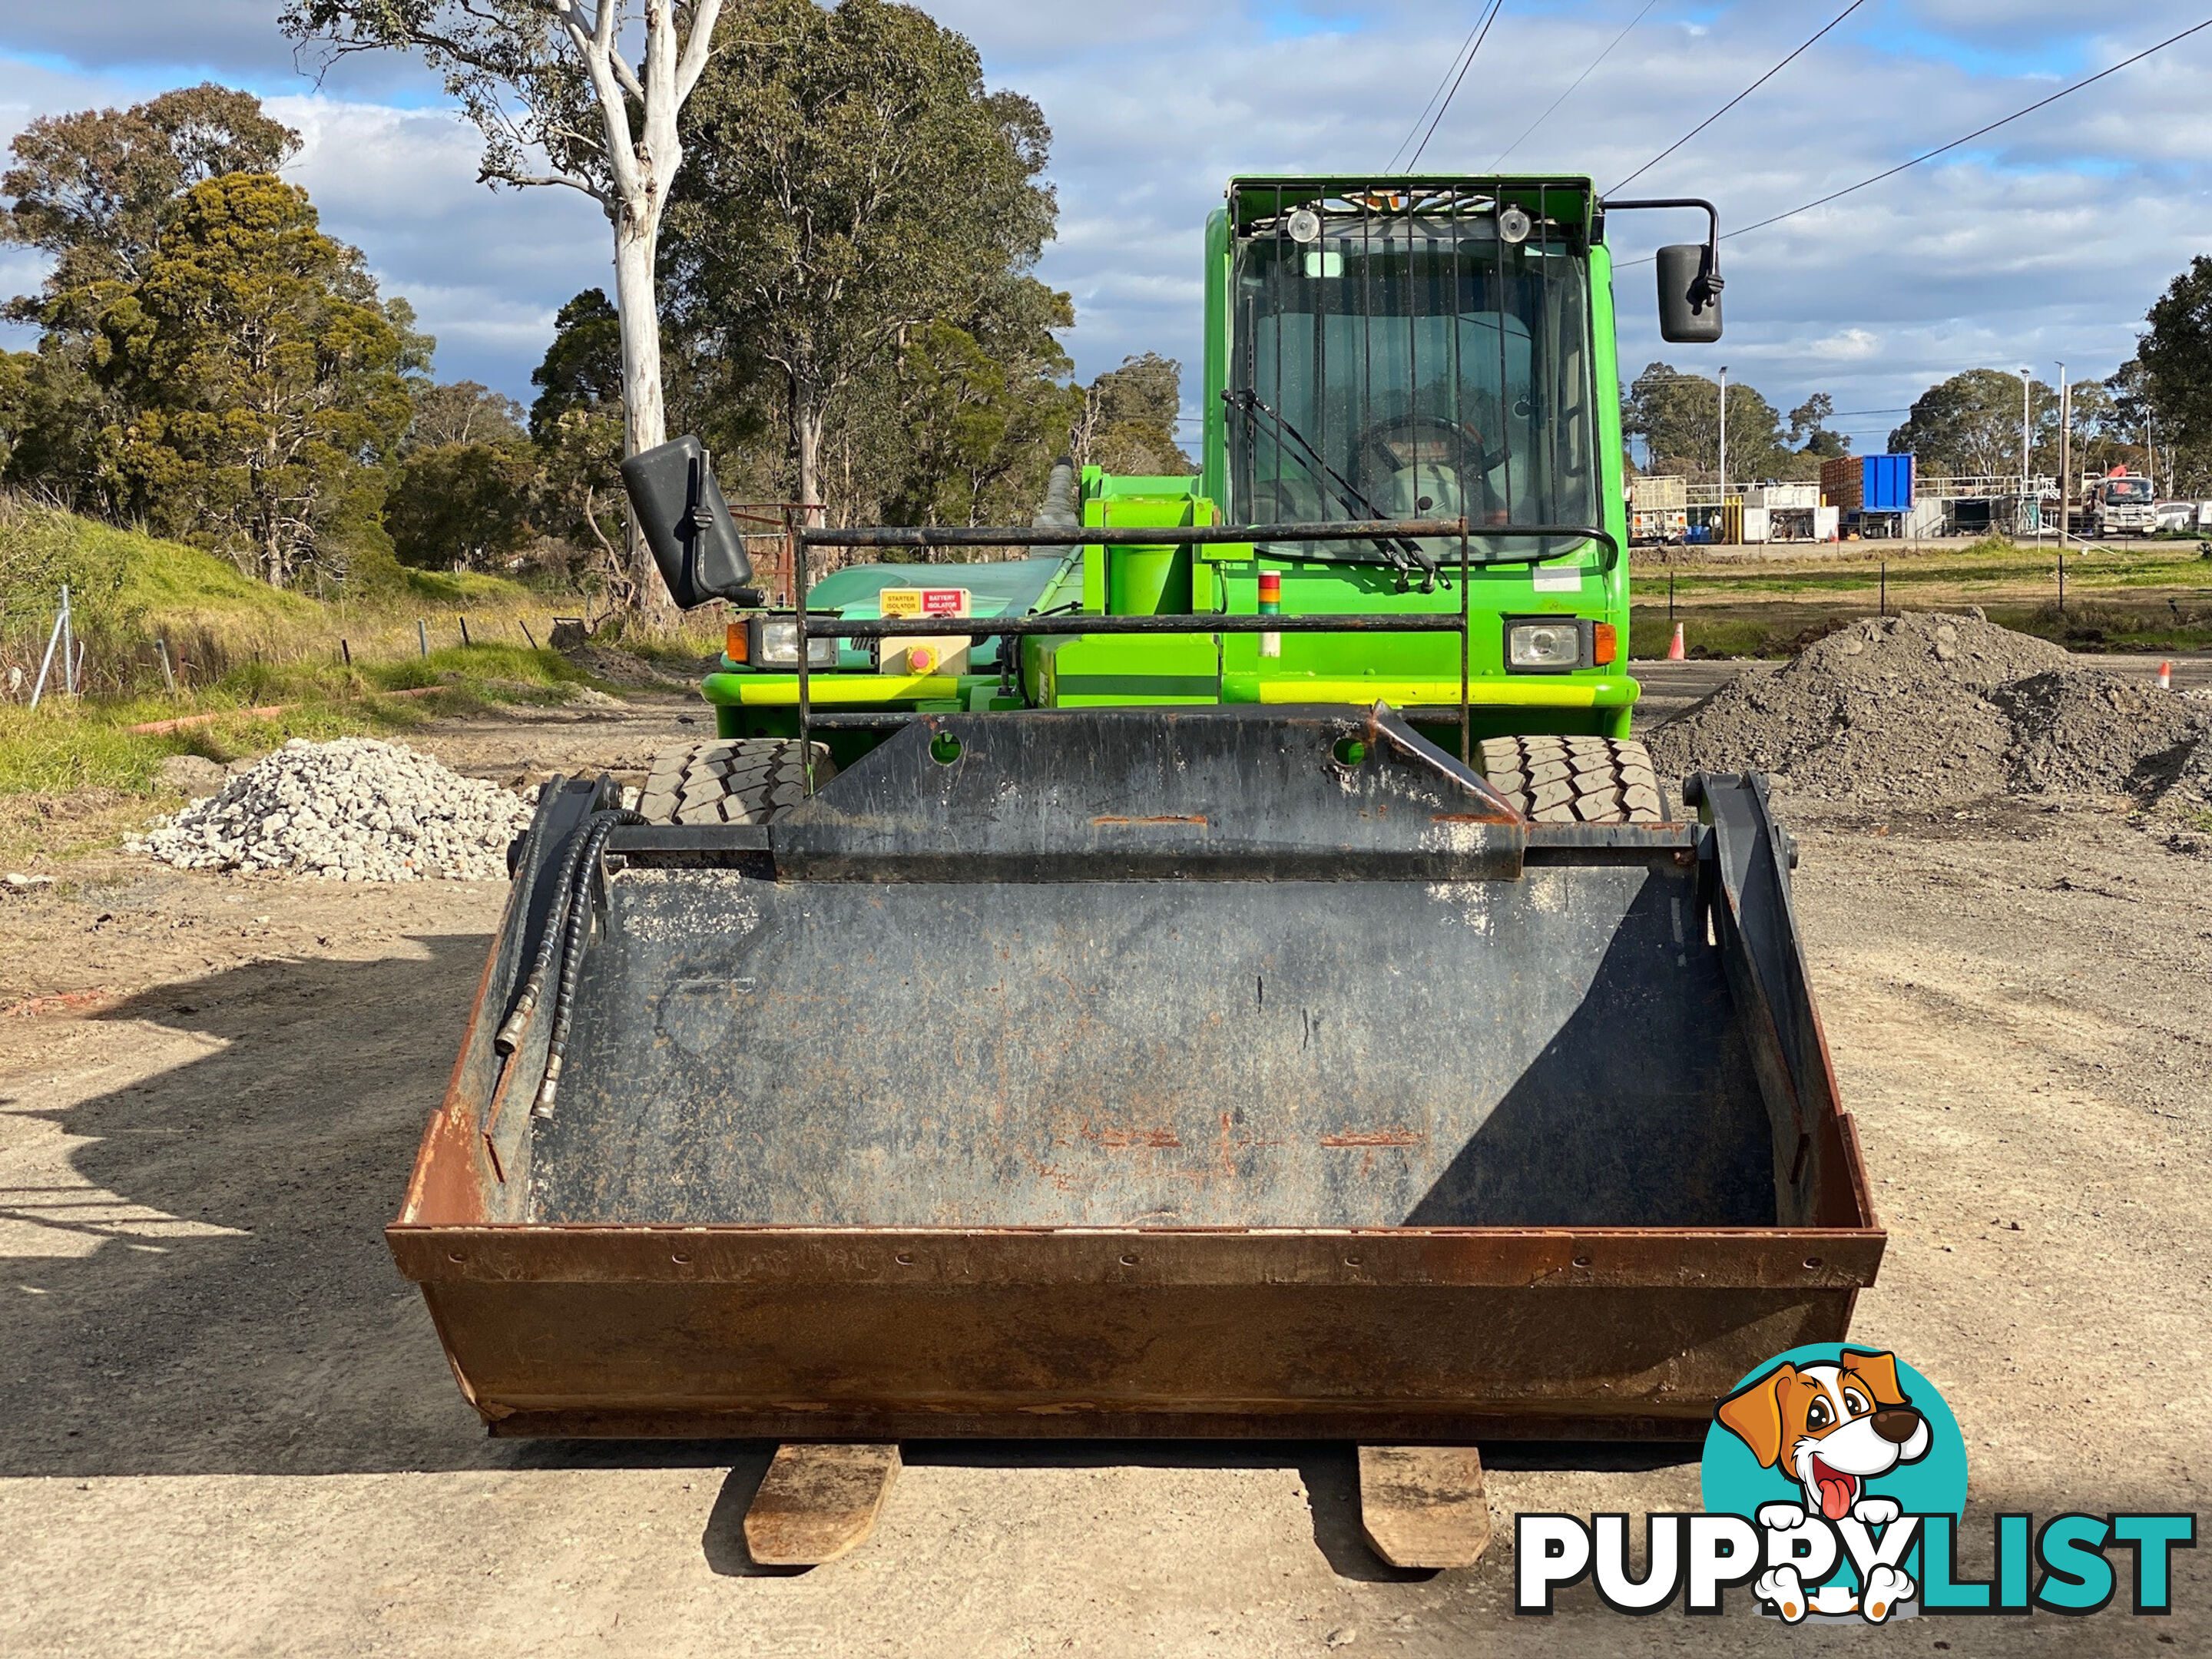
[{"left": 390, "top": 178, "right": 1882, "bottom": 1570}]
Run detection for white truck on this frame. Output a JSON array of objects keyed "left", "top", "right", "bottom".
[
  {"left": 1629, "top": 474, "right": 1689, "bottom": 545},
  {"left": 2085, "top": 470, "right": 2157, "bottom": 538}
]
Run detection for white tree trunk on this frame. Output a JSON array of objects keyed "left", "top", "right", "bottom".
[
  {"left": 614, "top": 224, "right": 666, "bottom": 457},
  {"left": 612, "top": 211, "right": 674, "bottom": 622},
  {"left": 293, "top": 2, "right": 727, "bottom": 615},
  {"left": 793, "top": 370, "right": 826, "bottom": 531},
  {"left": 569, "top": 0, "right": 724, "bottom": 622}
]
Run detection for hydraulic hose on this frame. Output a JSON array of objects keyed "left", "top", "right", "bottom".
[
  {"left": 506, "top": 773, "right": 570, "bottom": 882},
  {"left": 531, "top": 807, "right": 645, "bottom": 1118},
  {"left": 495, "top": 787, "right": 604, "bottom": 1055}
]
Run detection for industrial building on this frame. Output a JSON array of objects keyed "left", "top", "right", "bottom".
[{"left": 1629, "top": 453, "right": 2071, "bottom": 545}]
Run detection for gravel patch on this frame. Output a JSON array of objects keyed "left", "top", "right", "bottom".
[{"left": 134, "top": 737, "right": 532, "bottom": 881}]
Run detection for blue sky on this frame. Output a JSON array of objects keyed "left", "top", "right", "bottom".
[{"left": 3, "top": 2, "right": 2208, "bottom": 450}]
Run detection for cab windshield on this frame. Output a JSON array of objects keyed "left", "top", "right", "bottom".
[
  {"left": 1228, "top": 188, "right": 1598, "bottom": 565},
  {"left": 2105, "top": 478, "right": 2151, "bottom": 502}
]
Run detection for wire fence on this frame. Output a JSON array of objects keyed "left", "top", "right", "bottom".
[
  {"left": 0, "top": 585, "right": 727, "bottom": 710},
  {"left": 0, "top": 591, "right": 247, "bottom": 705},
  {"left": 0, "top": 591, "right": 73, "bottom": 705}
]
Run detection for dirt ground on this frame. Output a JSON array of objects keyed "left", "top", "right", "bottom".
[{"left": 1, "top": 684, "right": 2206, "bottom": 1656}]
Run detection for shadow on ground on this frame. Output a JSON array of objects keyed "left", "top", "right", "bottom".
[{"left": 0, "top": 936, "right": 720, "bottom": 1479}]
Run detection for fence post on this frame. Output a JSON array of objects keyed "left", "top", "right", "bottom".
[
  {"left": 28, "top": 588, "right": 67, "bottom": 709},
  {"left": 2057, "top": 552, "right": 2065, "bottom": 616},
  {"left": 59, "top": 584, "right": 75, "bottom": 697},
  {"left": 341, "top": 638, "right": 352, "bottom": 667},
  {"left": 519, "top": 619, "right": 538, "bottom": 650},
  {"left": 157, "top": 638, "right": 177, "bottom": 694},
  {"left": 417, "top": 618, "right": 429, "bottom": 658},
  {"left": 459, "top": 615, "right": 472, "bottom": 647},
  {"left": 1879, "top": 560, "right": 1886, "bottom": 618}
]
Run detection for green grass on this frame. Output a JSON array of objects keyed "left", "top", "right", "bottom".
[
  {"left": 0, "top": 642, "right": 588, "bottom": 797},
  {"left": 0, "top": 498, "right": 602, "bottom": 844},
  {"left": 396, "top": 565, "right": 540, "bottom": 606},
  {"left": 1632, "top": 537, "right": 2212, "bottom": 657},
  {"left": 3, "top": 497, "right": 591, "bottom": 699},
  {"left": 0, "top": 640, "right": 601, "bottom": 866},
  {"left": 0, "top": 499, "right": 644, "bottom": 864},
  {"left": 106, "top": 524, "right": 322, "bottom": 620}
]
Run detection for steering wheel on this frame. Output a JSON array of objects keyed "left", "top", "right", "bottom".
[{"left": 1350, "top": 414, "right": 1502, "bottom": 522}]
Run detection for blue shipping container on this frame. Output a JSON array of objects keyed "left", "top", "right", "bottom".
[{"left": 1863, "top": 454, "right": 1914, "bottom": 513}]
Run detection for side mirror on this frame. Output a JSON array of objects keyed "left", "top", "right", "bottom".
[
  {"left": 618, "top": 434, "right": 753, "bottom": 609},
  {"left": 1657, "top": 243, "right": 1724, "bottom": 343}
]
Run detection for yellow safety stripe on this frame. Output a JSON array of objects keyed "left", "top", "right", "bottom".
[
  {"left": 722, "top": 675, "right": 962, "bottom": 706},
  {"left": 1257, "top": 677, "right": 1635, "bottom": 707}
]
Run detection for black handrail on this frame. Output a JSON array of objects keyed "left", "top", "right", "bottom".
[
  {"left": 783, "top": 516, "right": 1620, "bottom": 783},
  {"left": 819, "top": 614, "right": 1468, "bottom": 640},
  {"left": 800, "top": 518, "right": 1618, "bottom": 565}
]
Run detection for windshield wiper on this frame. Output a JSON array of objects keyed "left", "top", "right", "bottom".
[{"left": 1222, "top": 389, "right": 1438, "bottom": 585}]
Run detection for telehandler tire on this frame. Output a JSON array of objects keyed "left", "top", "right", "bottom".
[
  {"left": 637, "top": 738, "right": 836, "bottom": 826},
  {"left": 1475, "top": 735, "right": 1664, "bottom": 824}
]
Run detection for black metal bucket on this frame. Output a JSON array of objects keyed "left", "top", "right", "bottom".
[{"left": 391, "top": 709, "right": 1880, "bottom": 1440}]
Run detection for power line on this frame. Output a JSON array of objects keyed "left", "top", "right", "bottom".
[
  {"left": 1722, "top": 15, "right": 2212, "bottom": 240},
  {"left": 1387, "top": 7, "right": 1498, "bottom": 173},
  {"left": 1614, "top": 15, "right": 2212, "bottom": 267},
  {"left": 1609, "top": 0, "right": 1869, "bottom": 193},
  {"left": 1406, "top": 1, "right": 1506, "bottom": 172},
  {"left": 1387, "top": 10, "right": 1492, "bottom": 174},
  {"left": 1402, "top": 1, "right": 1507, "bottom": 174},
  {"left": 1495, "top": 0, "right": 1661, "bottom": 168}
]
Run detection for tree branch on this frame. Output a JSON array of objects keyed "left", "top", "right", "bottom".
[
  {"left": 673, "top": 0, "right": 724, "bottom": 103},
  {"left": 582, "top": 0, "right": 648, "bottom": 101},
  {"left": 483, "top": 165, "right": 607, "bottom": 204}
]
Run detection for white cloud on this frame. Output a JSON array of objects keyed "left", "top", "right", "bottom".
[
  {"left": 1810, "top": 329, "right": 1882, "bottom": 362},
  {"left": 268, "top": 95, "right": 611, "bottom": 389}
]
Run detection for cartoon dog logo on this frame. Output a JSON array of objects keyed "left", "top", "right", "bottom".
[{"left": 1715, "top": 1349, "right": 1932, "bottom": 1622}]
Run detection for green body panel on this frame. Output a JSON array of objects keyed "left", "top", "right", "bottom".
[
  {"left": 1031, "top": 631, "right": 1222, "bottom": 707},
  {"left": 703, "top": 174, "right": 1641, "bottom": 747}
]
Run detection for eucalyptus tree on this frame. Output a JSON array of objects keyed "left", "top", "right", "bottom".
[
  {"left": 661, "top": 0, "right": 1056, "bottom": 525},
  {"left": 1, "top": 82, "right": 299, "bottom": 297},
  {"left": 94, "top": 174, "right": 412, "bottom": 586},
  {"left": 283, "top": 0, "right": 727, "bottom": 612}
]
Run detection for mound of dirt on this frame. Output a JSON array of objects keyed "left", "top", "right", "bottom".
[
  {"left": 561, "top": 641, "right": 683, "bottom": 688},
  {"left": 1995, "top": 671, "right": 2212, "bottom": 796},
  {"left": 1650, "top": 611, "right": 2211, "bottom": 810}
]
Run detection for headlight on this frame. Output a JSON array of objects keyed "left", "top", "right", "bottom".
[
  {"left": 1506, "top": 619, "right": 1584, "bottom": 671},
  {"left": 748, "top": 615, "right": 839, "bottom": 669}
]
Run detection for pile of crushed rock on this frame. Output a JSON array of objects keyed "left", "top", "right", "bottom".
[
  {"left": 1649, "top": 611, "right": 2212, "bottom": 812},
  {"left": 135, "top": 737, "right": 532, "bottom": 881}
]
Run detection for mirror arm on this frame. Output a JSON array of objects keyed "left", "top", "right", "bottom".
[{"left": 1604, "top": 196, "right": 1723, "bottom": 298}]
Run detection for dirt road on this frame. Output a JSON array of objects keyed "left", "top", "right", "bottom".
[{"left": 1, "top": 695, "right": 2205, "bottom": 1655}]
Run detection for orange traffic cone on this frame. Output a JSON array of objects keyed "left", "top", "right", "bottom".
[
  {"left": 1666, "top": 621, "right": 1687, "bottom": 661},
  {"left": 2158, "top": 660, "right": 2173, "bottom": 689}
]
